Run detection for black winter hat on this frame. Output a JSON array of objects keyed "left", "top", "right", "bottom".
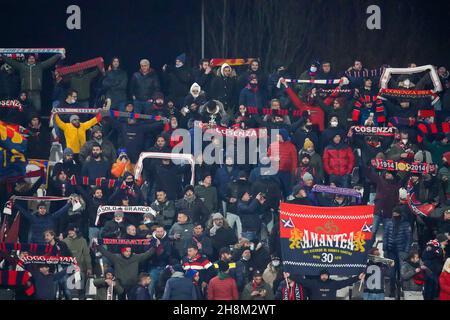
[{"left": 184, "top": 185, "right": 195, "bottom": 194}]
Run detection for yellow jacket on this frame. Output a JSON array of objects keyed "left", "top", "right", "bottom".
[{"left": 54, "top": 113, "right": 101, "bottom": 154}]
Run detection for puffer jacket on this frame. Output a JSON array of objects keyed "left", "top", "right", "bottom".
[
  {"left": 130, "top": 69, "right": 160, "bottom": 101},
  {"left": 54, "top": 113, "right": 102, "bottom": 154},
  {"left": 1, "top": 54, "right": 61, "bottom": 92},
  {"left": 383, "top": 217, "right": 412, "bottom": 255},
  {"left": 322, "top": 142, "right": 355, "bottom": 176},
  {"left": 268, "top": 140, "right": 298, "bottom": 174},
  {"left": 439, "top": 271, "right": 450, "bottom": 300}
]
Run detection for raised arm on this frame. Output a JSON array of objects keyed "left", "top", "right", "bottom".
[{"left": 41, "top": 54, "right": 62, "bottom": 70}]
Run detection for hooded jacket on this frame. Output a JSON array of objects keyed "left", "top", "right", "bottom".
[
  {"left": 209, "top": 63, "right": 238, "bottom": 112},
  {"left": 161, "top": 272, "right": 197, "bottom": 300},
  {"left": 54, "top": 113, "right": 102, "bottom": 154}
]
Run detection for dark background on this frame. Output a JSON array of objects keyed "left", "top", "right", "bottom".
[{"left": 1, "top": 0, "right": 449, "bottom": 112}]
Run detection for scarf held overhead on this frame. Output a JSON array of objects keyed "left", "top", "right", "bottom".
[
  {"left": 0, "top": 48, "right": 65, "bottom": 54},
  {"left": 55, "top": 57, "right": 104, "bottom": 76},
  {"left": 0, "top": 242, "right": 59, "bottom": 255},
  {"left": 95, "top": 206, "right": 156, "bottom": 226},
  {"left": 371, "top": 159, "right": 437, "bottom": 174},
  {"left": 0, "top": 270, "right": 35, "bottom": 296}
]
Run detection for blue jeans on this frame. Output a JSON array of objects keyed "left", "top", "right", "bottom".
[
  {"left": 148, "top": 266, "right": 164, "bottom": 298},
  {"left": 363, "top": 292, "right": 385, "bottom": 300},
  {"left": 371, "top": 214, "right": 389, "bottom": 242}
]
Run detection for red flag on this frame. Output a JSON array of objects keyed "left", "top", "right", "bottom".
[{"left": 5, "top": 213, "right": 21, "bottom": 243}]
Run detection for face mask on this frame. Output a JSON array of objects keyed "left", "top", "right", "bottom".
[
  {"left": 272, "top": 260, "right": 280, "bottom": 267},
  {"left": 249, "top": 243, "right": 255, "bottom": 251},
  {"left": 310, "top": 66, "right": 317, "bottom": 73},
  {"left": 250, "top": 83, "right": 257, "bottom": 88},
  {"left": 330, "top": 121, "right": 338, "bottom": 127},
  {"left": 126, "top": 181, "right": 134, "bottom": 186},
  {"left": 144, "top": 220, "right": 152, "bottom": 225},
  {"left": 401, "top": 139, "right": 408, "bottom": 144},
  {"left": 156, "top": 101, "right": 164, "bottom": 106}
]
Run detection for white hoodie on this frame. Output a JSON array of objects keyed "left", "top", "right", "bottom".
[
  {"left": 220, "top": 63, "right": 231, "bottom": 77},
  {"left": 190, "top": 82, "right": 201, "bottom": 98}
]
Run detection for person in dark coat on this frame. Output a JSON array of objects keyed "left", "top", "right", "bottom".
[
  {"left": 130, "top": 273, "right": 152, "bottom": 300},
  {"left": 298, "top": 269, "right": 364, "bottom": 300},
  {"left": 52, "top": 148, "right": 80, "bottom": 179},
  {"left": 153, "top": 159, "right": 186, "bottom": 201},
  {"left": 0, "top": 62, "right": 20, "bottom": 100},
  {"left": 81, "top": 143, "right": 112, "bottom": 181},
  {"left": 176, "top": 185, "right": 210, "bottom": 226},
  {"left": 161, "top": 265, "right": 197, "bottom": 300},
  {"left": 206, "top": 213, "right": 238, "bottom": 261},
  {"left": 151, "top": 190, "right": 177, "bottom": 230},
  {"left": 209, "top": 63, "right": 238, "bottom": 113},
  {"left": 239, "top": 74, "right": 266, "bottom": 111},
  {"left": 102, "top": 57, "right": 128, "bottom": 109},
  {"left": 162, "top": 53, "right": 193, "bottom": 107},
  {"left": 383, "top": 207, "right": 413, "bottom": 298},
  {"left": 192, "top": 58, "right": 214, "bottom": 93},
  {"left": 111, "top": 109, "right": 164, "bottom": 163},
  {"left": 147, "top": 226, "right": 176, "bottom": 298},
  {"left": 287, "top": 185, "right": 313, "bottom": 205},
  {"left": 422, "top": 235, "right": 448, "bottom": 300},
  {"left": 214, "top": 159, "right": 240, "bottom": 210},
  {"left": 238, "top": 59, "right": 267, "bottom": 93},
  {"left": 130, "top": 59, "right": 160, "bottom": 113},
  {"left": 101, "top": 211, "right": 128, "bottom": 239},
  {"left": 237, "top": 191, "right": 266, "bottom": 241},
  {"left": 25, "top": 114, "right": 51, "bottom": 159},
  {"left": 13, "top": 199, "right": 71, "bottom": 244},
  {"left": 31, "top": 264, "right": 68, "bottom": 300},
  {"left": 366, "top": 168, "right": 404, "bottom": 241},
  {"left": 184, "top": 223, "right": 214, "bottom": 259},
  {"left": 79, "top": 125, "right": 116, "bottom": 164}
]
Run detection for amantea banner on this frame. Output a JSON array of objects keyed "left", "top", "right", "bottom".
[{"left": 279, "top": 203, "right": 374, "bottom": 276}]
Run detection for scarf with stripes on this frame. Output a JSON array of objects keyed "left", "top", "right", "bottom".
[
  {"left": 352, "top": 95, "right": 386, "bottom": 124},
  {"left": 56, "top": 57, "right": 104, "bottom": 76},
  {"left": 282, "top": 281, "right": 305, "bottom": 300},
  {"left": 371, "top": 159, "right": 437, "bottom": 174},
  {"left": 0, "top": 270, "right": 35, "bottom": 296},
  {"left": 0, "top": 242, "right": 58, "bottom": 255},
  {"left": 0, "top": 48, "right": 65, "bottom": 54}
]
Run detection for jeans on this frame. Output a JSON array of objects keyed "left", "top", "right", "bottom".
[
  {"left": 363, "top": 292, "right": 385, "bottom": 300},
  {"left": 371, "top": 214, "right": 389, "bottom": 242},
  {"left": 148, "top": 266, "right": 164, "bottom": 298}
]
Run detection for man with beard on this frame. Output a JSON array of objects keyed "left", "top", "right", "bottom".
[
  {"left": 209, "top": 63, "right": 238, "bottom": 113},
  {"left": 147, "top": 225, "right": 175, "bottom": 299},
  {"left": 193, "top": 59, "right": 214, "bottom": 93},
  {"left": 238, "top": 59, "right": 267, "bottom": 93},
  {"left": 184, "top": 223, "right": 214, "bottom": 259},
  {"left": 146, "top": 91, "right": 169, "bottom": 118},
  {"left": 194, "top": 173, "right": 218, "bottom": 214},
  {"left": 81, "top": 143, "right": 112, "bottom": 181},
  {"left": 79, "top": 125, "right": 116, "bottom": 164},
  {"left": 54, "top": 112, "right": 102, "bottom": 162},
  {"left": 239, "top": 74, "right": 265, "bottom": 111},
  {"left": 176, "top": 185, "right": 210, "bottom": 226},
  {"left": 206, "top": 213, "right": 238, "bottom": 260},
  {"left": 52, "top": 148, "right": 80, "bottom": 178},
  {"left": 400, "top": 250, "right": 431, "bottom": 300},
  {"left": 130, "top": 59, "right": 161, "bottom": 113},
  {"left": 101, "top": 57, "right": 128, "bottom": 110},
  {"left": 151, "top": 189, "right": 177, "bottom": 230}
]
